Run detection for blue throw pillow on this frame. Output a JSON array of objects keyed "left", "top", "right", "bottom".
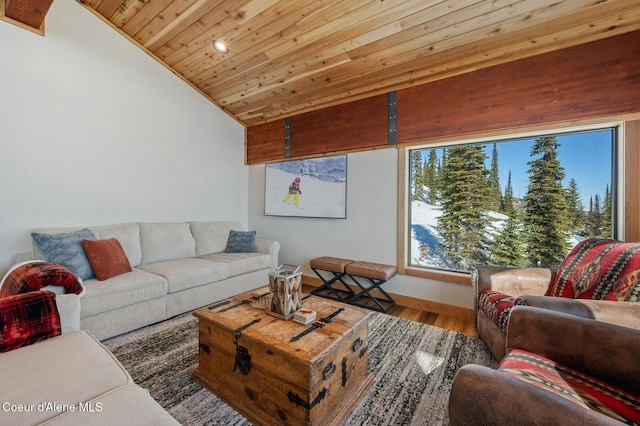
[
  {"left": 32, "top": 229, "right": 96, "bottom": 280},
  {"left": 223, "top": 230, "right": 256, "bottom": 253}
]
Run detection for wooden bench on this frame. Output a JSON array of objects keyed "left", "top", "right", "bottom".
[{"left": 310, "top": 257, "right": 397, "bottom": 312}]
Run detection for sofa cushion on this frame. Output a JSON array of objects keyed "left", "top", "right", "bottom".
[
  {"left": 0, "top": 330, "right": 132, "bottom": 425},
  {"left": 80, "top": 269, "right": 168, "bottom": 317},
  {"left": 548, "top": 237, "right": 640, "bottom": 301},
  {"left": 31, "top": 229, "right": 97, "bottom": 280},
  {"left": 138, "top": 258, "right": 230, "bottom": 293},
  {"left": 55, "top": 294, "right": 81, "bottom": 335},
  {"left": 82, "top": 238, "right": 133, "bottom": 281},
  {"left": 41, "top": 384, "right": 179, "bottom": 425},
  {"left": 0, "top": 261, "right": 84, "bottom": 297},
  {"left": 0, "top": 291, "right": 61, "bottom": 352},
  {"left": 140, "top": 222, "right": 196, "bottom": 264},
  {"left": 478, "top": 290, "right": 516, "bottom": 335},
  {"left": 90, "top": 223, "right": 142, "bottom": 267},
  {"left": 190, "top": 221, "right": 241, "bottom": 256},
  {"left": 224, "top": 230, "right": 257, "bottom": 253},
  {"left": 499, "top": 349, "right": 640, "bottom": 424},
  {"left": 200, "top": 252, "right": 271, "bottom": 277}
]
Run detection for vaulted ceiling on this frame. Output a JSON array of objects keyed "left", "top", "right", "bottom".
[{"left": 77, "top": 0, "right": 640, "bottom": 127}]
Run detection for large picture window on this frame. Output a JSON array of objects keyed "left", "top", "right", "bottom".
[{"left": 408, "top": 128, "right": 617, "bottom": 273}]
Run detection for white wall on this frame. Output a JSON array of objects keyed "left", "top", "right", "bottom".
[
  {"left": 0, "top": 2, "right": 247, "bottom": 273},
  {"left": 0, "top": 2, "right": 472, "bottom": 308},
  {"left": 248, "top": 149, "right": 473, "bottom": 309}
]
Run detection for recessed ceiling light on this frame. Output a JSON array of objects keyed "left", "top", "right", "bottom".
[{"left": 213, "top": 40, "right": 229, "bottom": 54}]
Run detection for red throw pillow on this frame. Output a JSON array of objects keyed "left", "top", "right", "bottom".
[
  {"left": 82, "top": 238, "right": 132, "bottom": 281},
  {"left": 548, "top": 237, "right": 640, "bottom": 300}
]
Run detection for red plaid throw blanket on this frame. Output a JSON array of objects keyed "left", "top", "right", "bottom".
[
  {"left": 0, "top": 261, "right": 84, "bottom": 298},
  {"left": 0, "top": 291, "right": 61, "bottom": 352}
]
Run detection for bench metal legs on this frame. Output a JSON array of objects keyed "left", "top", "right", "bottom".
[
  {"left": 310, "top": 267, "right": 355, "bottom": 302},
  {"left": 345, "top": 275, "right": 396, "bottom": 313},
  {"left": 310, "top": 267, "right": 396, "bottom": 313}
]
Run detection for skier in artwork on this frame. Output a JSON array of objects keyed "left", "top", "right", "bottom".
[{"left": 283, "top": 177, "right": 302, "bottom": 206}]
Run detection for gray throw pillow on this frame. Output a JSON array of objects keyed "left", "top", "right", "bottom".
[
  {"left": 223, "top": 230, "right": 256, "bottom": 253},
  {"left": 32, "top": 229, "right": 96, "bottom": 280}
]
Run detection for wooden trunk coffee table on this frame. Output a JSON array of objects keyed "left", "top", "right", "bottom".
[{"left": 192, "top": 286, "right": 374, "bottom": 426}]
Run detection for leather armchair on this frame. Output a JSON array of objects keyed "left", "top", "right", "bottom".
[
  {"left": 449, "top": 306, "right": 640, "bottom": 425},
  {"left": 516, "top": 295, "right": 640, "bottom": 328},
  {"left": 474, "top": 266, "right": 640, "bottom": 361},
  {"left": 473, "top": 266, "right": 555, "bottom": 361}
]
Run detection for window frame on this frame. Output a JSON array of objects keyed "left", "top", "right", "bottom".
[{"left": 397, "top": 118, "right": 638, "bottom": 286}]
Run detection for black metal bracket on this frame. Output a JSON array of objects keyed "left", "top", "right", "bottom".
[
  {"left": 352, "top": 337, "right": 363, "bottom": 352},
  {"left": 235, "top": 318, "right": 261, "bottom": 338},
  {"left": 359, "top": 345, "right": 368, "bottom": 359},
  {"left": 233, "top": 345, "right": 252, "bottom": 375},
  {"left": 208, "top": 300, "right": 230, "bottom": 310},
  {"left": 199, "top": 343, "right": 211, "bottom": 354},
  {"left": 290, "top": 322, "right": 324, "bottom": 342},
  {"left": 218, "top": 293, "right": 269, "bottom": 313},
  {"left": 319, "top": 307, "right": 345, "bottom": 324},
  {"left": 341, "top": 357, "right": 347, "bottom": 387},
  {"left": 290, "top": 308, "right": 345, "bottom": 342},
  {"left": 220, "top": 299, "right": 251, "bottom": 312},
  {"left": 287, "top": 388, "right": 327, "bottom": 411},
  {"left": 232, "top": 318, "right": 261, "bottom": 375},
  {"left": 284, "top": 117, "right": 291, "bottom": 157},
  {"left": 388, "top": 91, "right": 397, "bottom": 145}
]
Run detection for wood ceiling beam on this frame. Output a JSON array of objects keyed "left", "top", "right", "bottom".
[{"left": 1, "top": 0, "right": 53, "bottom": 34}]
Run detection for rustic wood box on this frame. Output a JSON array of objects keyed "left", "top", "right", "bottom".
[{"left": 193, "top": 287, "right": 373, "bottom": 426}]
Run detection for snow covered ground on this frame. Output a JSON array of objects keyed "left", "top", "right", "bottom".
[
  {"left": 410, "top": 201, "right": 451, "bottom": 269},
  {"left": 410, "top": 200, "right": 583, "bottom": 269}
]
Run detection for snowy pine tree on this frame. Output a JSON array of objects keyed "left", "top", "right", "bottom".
[
  {"left": 411, "top": 150, "right": 423, "bottom": 201},
  {"left": 602, "top": 185, "right": 612, "bottom": 237},
  {"left": 524, "top": 136, "right": 569, "bottom": 267},
  {"left": 586, "top": 194, "right": 603, "bottom": 236},
  {"left": 565, "top": 178, "right": 584, "bottom": 235},
  {"left": 489, "top": 143, "right": 502, "bottom": 210},
  {"left": 426, "top": 149, "right": 438, "bottom": 204},
  {"left": 502, "top": 170, "right": 514, "bottom": 214},
  {"left": 490, "top": 212, "right": 527, "bottom": 267},
  {"left": 437, "top": 144, "right": 491, "bottom": 270}
]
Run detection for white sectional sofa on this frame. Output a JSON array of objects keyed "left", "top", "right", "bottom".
[
  {"left": 14, "top": 221, "right": 279, "bottom": 340},
  {"left": 0, "top": 294, "right": 179, "bottom": 425}
]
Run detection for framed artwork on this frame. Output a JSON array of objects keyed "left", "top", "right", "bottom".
[{"left": 265, "top": 155, "right": 347, "bottom": 218}]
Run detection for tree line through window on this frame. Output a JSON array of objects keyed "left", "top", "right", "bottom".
[{"left": 409, "top": 128, "right": 615, "bottom": 273}]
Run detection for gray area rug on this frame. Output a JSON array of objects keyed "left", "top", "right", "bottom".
[{"left": 104, "top": 312, "right": 496, "bottom": 425}]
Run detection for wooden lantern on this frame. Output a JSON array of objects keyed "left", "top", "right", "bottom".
[{"left": 266, "top": 265, "right": 302, "bottom": 320}]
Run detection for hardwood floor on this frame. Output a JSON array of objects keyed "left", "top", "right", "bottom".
[
  {"left": 386, "top": 304, "right": 477, "bottom": 337},
  {"left": 302, "top": 284, "right": 477, "bottom": 337}
]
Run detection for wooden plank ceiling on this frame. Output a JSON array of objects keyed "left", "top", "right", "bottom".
[{"left": 77, "top": 0, "right": 640, "bottom": 127}]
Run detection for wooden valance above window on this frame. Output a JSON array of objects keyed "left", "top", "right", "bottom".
[{"left": 245, "top": 30, "right": 640, "bottom": 165}]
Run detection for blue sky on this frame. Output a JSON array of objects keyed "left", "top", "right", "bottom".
[
  {"left": 419, "top": 128, "right": 614, "bottom": 209},
  {"left": 495, "top": 129, "right": 614, "bottom": 205}
]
